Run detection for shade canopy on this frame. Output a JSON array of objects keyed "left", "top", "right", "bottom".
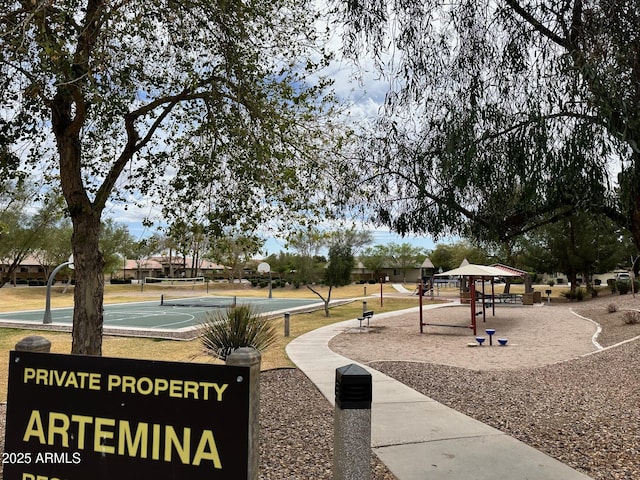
[{"left": 435, "top": 264, "right": 522, "bottom": 278}]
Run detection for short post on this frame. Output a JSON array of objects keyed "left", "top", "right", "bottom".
[
  {"left": 362, "top": 300, "right": 367, "bottom": 315},
  {"left": 227, "top": 348, "right": 261, "bottom": 480},
  {"left": 334, "top": 364, "right": 372, "bottom": 480},
  {"left": 15, "top": 336, "right": 51, "bottom": 353},
  {"left": 284, "top": 312, "right": 290, "bottom": 337}
]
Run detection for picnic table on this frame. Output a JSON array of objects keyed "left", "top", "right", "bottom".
[{"left": 475, "top": 292, "right": 522, "bottom": 305}]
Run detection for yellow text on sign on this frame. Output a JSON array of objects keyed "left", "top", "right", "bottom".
[{"left": 106, "top": 375, "right": 228, "bottom": 400}]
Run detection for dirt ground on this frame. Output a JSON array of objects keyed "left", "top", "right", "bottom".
[{"left": 329, "top": 294, "right": 640, "bottom": 370}]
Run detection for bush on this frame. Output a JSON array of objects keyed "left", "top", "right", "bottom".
[
  {"left": 607, "top": 303, "right": 618, "bottom": 313},
  {"left": 561, "top": 290, "right": 575, "bottom": 300},
  {"left": 547, "top": 280, "right": 555, "bottom": 287},
  {"left": 617, "top": 280, "right": 630, "bottom": 295},
  {"left": 622, "top": 311, "right": 640, "bottom": 325},
  {"left": 607, "top": 278, "right": 617, "bottom": 293},
  {"left": 200, "top": 304, "right": 277, "bottom": 361}
]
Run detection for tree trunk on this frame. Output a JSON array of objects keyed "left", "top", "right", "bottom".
[
  {"left": 70, "top": 211, "right": 105, "bottom": 356},
  {"left": 54, "top": 90, "right": 106, "bottom": 356}
]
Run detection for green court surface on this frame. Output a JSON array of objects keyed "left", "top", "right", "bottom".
[{"left": 0, "top": 296, "right": 321, "bottom": 332}]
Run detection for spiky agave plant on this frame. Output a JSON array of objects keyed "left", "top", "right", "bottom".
[{"left": 200, "top": 304, "right": 277, "bottom": 361}]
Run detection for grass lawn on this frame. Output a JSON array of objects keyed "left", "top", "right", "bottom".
[
  {"left": 0, "top": 282, "right": 427, "bottom": 401},
  {"left": 0, "top": 280, "right": 608, "bottom": 401}
]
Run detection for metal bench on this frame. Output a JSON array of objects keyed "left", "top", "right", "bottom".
[{"left": 357, "top": 310, "right": 374, "bottom": 328}]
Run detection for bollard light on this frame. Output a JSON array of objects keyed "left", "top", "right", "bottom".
[{"left": 284, "top": 312, "right": 290, "bottom": 337}]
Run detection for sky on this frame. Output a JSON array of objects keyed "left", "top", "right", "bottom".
[
  {"left": 29, "top": 6, "right": 451, "bottom": 257},
  {"left": 91, "top": 12, "right": 450, "bottom": 257}
]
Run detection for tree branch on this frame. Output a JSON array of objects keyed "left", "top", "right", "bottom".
[{"left": 504, "top": 0, "right": 568, "bottom": 48}]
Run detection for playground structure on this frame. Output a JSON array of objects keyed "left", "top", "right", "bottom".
[{"left": 419, "top": 263, "right": 525, "bottom": 335}]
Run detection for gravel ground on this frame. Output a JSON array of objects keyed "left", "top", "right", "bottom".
[
  {"left": 1, "top": 293, "right": 639, "bottom": 479},
  {"left": 0, "top": 368, "right": 395, "bottom": 480},
  {"left": 362, "top": 294, "right": 640, "bottom": 480}
]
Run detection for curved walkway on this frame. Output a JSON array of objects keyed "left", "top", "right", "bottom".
[{"left": 286, "top": 305, "right": 593, "bottom": 480}]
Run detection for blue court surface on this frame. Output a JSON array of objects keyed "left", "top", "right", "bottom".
[{"left": 0, "top": 296, "right": 322, "bottom": 335}]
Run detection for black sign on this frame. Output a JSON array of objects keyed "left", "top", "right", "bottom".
[{"left": 3, "top": 351, "right": 250, "bottom": 480}]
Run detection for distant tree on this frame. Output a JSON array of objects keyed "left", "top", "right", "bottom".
[
  {"left": 287, "top": 228, "right": 329, "bottom": 285},
  {"left": 99, "top": 219, "right": 137, "bottom": 278},
  {"left": 328, "top": 228, "right": 374, "bottom": 255},
  {"left": 429, "top": 241, "right": 490, "bottom": 273},
  {"left": 264, "top": 252, "right": 298, "bottom": 283},
  {"left": 131, "top": 237, "right": 161, "bottom": 281},
  {"left": 307, "top": 243, "right": 355, "bottom": 316},
  {"left": 0, "top": 185, "right": 66, "bottom": 287},
  {"left": 386, "top": 242, "right": 425, "bottom": 283},
  {"left": 360, "top": 244, "right": 390, "bottom": 280},
  {"left": 1, "top": 0, "right": 344, "bottom": 355},
  {"left": 522, "top": 214, "right": 635, "bottom": 292},
  {"left": 208, "top": 235, "right": 262, "bottom": 283},
  {"left": 31, "top": 219, "right": 73, "bottom": 280}
]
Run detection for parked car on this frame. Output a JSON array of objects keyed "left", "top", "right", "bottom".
[{"left": 616, "top": 272, "right": 631, "bottom": 282}]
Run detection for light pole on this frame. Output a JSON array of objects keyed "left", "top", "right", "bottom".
[{"left": 43, "top": 256, "right": 74, "bottom": 324}]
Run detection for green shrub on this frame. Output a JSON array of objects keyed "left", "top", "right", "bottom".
[
  {"left": 200, "top": 304, "right": 277, "bottom": 361},
  {"left": 607, "top": 278, "right": 617, "bottom": 293},
  {"left": 617, "top": 280, "right": 630, "bottom": 295},
  {"left": 547, "top": 280, "right": 555, "bottom": 287},
  {"left": 561, "top": 290, "right": 575, "bottom": 300},
  {"left": 574, "top": 288, "right": 586, "bottom": 301}
]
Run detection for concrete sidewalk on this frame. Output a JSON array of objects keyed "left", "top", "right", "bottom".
[{"left": 286, "top": 308, "right": 593, "bottom": 480}]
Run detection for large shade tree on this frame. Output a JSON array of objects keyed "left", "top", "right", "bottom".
[
  {"left": 1, "top": 0, "right": 344, "bottom": 355},
  {"left": 336, "top": 1, "right": 640, "bottom": 250}
]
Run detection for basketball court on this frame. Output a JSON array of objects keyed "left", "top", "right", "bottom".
[{"left": 0, "top": 296, "right": 323, "bottom": 338}]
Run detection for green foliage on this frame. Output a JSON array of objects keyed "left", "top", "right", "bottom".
[
  {"left": 617, "top": 280, "right": 631, "bottom": 295},
  {"left": 561, "top": 287, "right": 586, "bottom": 301},
  {"left": 325, "top": 243, "right": 355, "bottom": 287},
  {"left": 200, "top": 305, "right": 277, "bottom": 361},
  {"left": 359, "top": 245, "right": 390, "bottom": 278},
  {"left": 0, "top": 0, "right": 346, "bottom": 354},
  {"left": 521, "top": 213, "right": 634, "bottom": 290},
  {"left": 429, "top": 241, "right": 488, "bottom": 272},
  {"left": 100, "top": 219, "right": 137, "bottom": 276},
  {"left": 337, "top": 0, "right": 640, "bottom": 250}
]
